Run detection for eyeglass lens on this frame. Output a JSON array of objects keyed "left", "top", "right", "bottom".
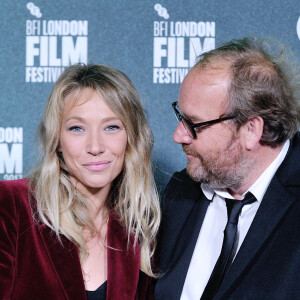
[{"left": 173, "top": 105, "right": 194, "bottom": 138}]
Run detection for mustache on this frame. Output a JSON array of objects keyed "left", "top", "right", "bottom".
[{"left": 182, "top": 145, "right": 199, "bottom": 156}]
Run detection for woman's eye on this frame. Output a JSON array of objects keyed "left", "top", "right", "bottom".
[
  {"left": 105, "top": 125, "right": 120, "bottom": 131},
  {"left": 69, "top": 126, "right": 84, "bottom": 132}
]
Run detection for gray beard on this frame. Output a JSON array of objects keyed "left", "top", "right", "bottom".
[{"left": 184, "top": 136, "right": 254, "bottom": 191}]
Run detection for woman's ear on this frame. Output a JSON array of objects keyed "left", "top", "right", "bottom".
[{"left": 240, "top": 116, "right": 264, "bottom": 150}]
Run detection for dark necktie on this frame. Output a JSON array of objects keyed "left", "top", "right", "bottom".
[{"left": 201, "top": 192, "right": 256, "bottom": 300}]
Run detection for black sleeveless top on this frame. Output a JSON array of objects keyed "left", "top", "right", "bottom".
[{"left": 86, "top": 281, "right": 107, "bottom": 300}]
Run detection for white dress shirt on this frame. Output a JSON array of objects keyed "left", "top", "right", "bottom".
[{"left": 180, "top": 140, "right": 290, "bottom": 300}]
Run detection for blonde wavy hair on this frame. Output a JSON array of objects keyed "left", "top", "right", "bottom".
[{"left": 29, "top": 64, "right": 160, "bottom": 277}]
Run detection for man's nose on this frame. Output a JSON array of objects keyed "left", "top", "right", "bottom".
[{"left": 173, "top": 122, "right": 193, "bottom": 144}]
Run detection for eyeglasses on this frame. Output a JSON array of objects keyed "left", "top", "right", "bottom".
[{"left": 172, "top": 101, "right": 235, "bottom": 139}]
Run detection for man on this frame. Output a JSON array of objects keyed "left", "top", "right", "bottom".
[{"left": 155, "top": 37, "right": 300, "bottom": 299}]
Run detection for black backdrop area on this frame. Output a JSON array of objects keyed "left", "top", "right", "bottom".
[{"left": 1, "top": 0, "right": 300, "bottom": 191}]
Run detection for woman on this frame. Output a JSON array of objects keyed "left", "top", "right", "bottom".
[{"left": 0, "top": 64, "right": 160, "bottom": 299}]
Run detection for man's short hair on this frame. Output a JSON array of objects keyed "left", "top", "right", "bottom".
[{"left": 195, "top": 37, "right": 300, "bottom": 147}]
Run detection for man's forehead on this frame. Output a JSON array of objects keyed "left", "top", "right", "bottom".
[
  {"left": 178, "top": 65, "right": 229, "bottom": 118},
  {"left": 190, "top": 63, "right": 229, "bottom": 84},
  {"left": 180, "top": 66, "right": 229, "bottom": 99}
]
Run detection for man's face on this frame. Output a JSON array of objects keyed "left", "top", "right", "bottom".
[{"left": 173, "top": 66, "right": 252, "bottom": 190}]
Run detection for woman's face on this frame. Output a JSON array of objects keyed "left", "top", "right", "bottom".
[{"left": 59, "top": 88, "right": 127, "bottom": 196}]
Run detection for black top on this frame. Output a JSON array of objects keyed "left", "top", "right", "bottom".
[{"left": 86, "top": 281, "right": 107, "bottom": 300}]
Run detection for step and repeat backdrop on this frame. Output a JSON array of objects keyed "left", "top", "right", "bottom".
[{"left": 1, "top": 0, "right": 300, "bottom": 191}]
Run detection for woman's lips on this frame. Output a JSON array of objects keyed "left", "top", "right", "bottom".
[{"left": 82, "top": 161, "right": 111, "bottom": 172}]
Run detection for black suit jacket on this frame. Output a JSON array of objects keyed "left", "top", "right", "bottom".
[{"left": 155, "top": 132, "right": 300, "bottom": 300}]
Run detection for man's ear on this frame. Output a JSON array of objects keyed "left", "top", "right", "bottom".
[{"left": 240, "top": 116, "right": 264, "bottom": 150}]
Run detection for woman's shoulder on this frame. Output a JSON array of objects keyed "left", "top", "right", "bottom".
[
  {"left": 0, "top": 178, "right": 29, "bottom": 191},
  {"left": 0, "top": 178, "right": 31, "bottom": 211}
]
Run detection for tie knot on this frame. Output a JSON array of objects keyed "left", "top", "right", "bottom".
[
  {"left": 225, "top": 192, "right": 256, "bottom": 224},
  {"left": 242, "top": 192, "right": 257, "bottom": 205}
]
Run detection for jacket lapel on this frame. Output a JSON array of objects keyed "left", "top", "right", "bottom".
[
  {"left": 38, "top": 224, "right": 87, "bottom": 300},
  {"left": 37, "top": 210, "right": 142, "bottom": 299},
  {"left": 216, "top": 135, "right": 300, "bottom": 299},
  {"left": 106, "top": 211, "right": 140, "bottom": 300},
  {"left": 158, "top": 193, "right": 210, "bottom": 299},
  {"left": 167, "top": 194, "right": 210, "bottom": 273}
]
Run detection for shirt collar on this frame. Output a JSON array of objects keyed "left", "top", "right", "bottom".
[{"left": 201, "top": 139, "right": 290, "bottom": 202}]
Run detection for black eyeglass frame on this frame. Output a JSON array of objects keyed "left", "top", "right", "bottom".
[{"left": 172, "top": 101, "right": 235, "bottom": 139}]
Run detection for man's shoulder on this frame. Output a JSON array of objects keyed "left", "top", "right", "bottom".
[
  {"left": 165, "top": 169, "right": 198, "bottom": 188},
  {"left": 277, "top": 133, "right": 300, "bottom": 186},
  {"left": 162, "top": 169, "right": 203, "bottom": 206}
]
